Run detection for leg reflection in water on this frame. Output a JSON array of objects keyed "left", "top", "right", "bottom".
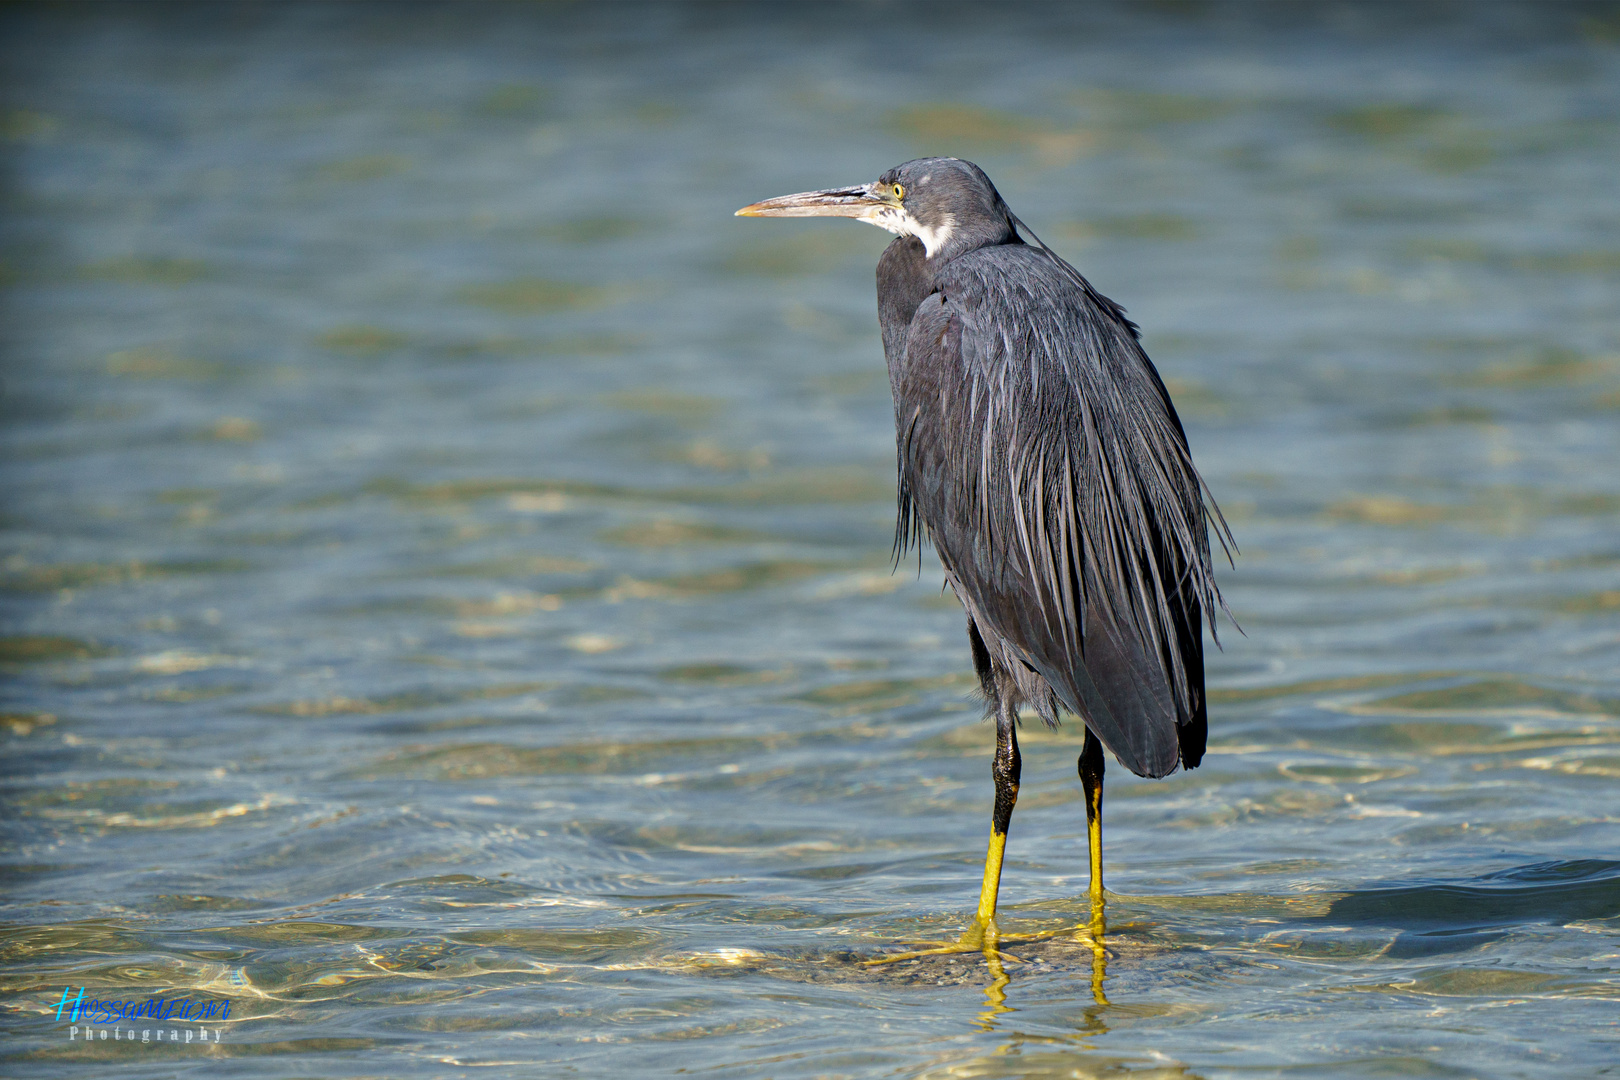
[
  {"left": 975, "top": 949, "right": 1014, "bottom": 1030},
  {"left": 972, "top": 907, "right": 1110, "bottom": 1030}
]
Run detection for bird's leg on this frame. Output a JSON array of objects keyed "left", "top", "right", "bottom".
[
  {"left": 863, "top": 703, "right": 1025, "bottom": 966},
  {"left": 1079, "top": 727, "right": 1105, "bottom": 910},
  {"left": 1077, "top": 727, "right": 1110, "bottom": 1004},
  {"left": 965, "top": 699, "right": 1021, "bottom": 945}
]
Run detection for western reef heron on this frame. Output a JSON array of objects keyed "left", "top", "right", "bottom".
[{"left": 737, "top": 158, "right": 1232, "bottom": 975}]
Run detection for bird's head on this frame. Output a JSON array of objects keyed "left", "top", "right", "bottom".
[{"left": 736, "top": 157, "right": 1014, "bottom": 260}]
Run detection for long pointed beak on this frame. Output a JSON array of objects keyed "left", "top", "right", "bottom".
[{"left": 735, "top": 183, "right": 897, "bottom": 219}]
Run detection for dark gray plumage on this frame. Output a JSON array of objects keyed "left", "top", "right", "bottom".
[
  {"left": 738, "top": 157, "right": 1231, "bottom": 946},
  {"left": 875, "top": 158, "right": 1229, "bottom": 778}
]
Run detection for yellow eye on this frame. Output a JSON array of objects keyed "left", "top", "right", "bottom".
[{"left": 893, "top": 183, "right": 905, "bottom": 199}]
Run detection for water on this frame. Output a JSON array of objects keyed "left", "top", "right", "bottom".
[{"left": 3, "top": 4, "right": 1618, "bottom": 1077}]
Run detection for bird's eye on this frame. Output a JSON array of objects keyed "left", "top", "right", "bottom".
[{"left": 893, "top": 183, "right": 905, "bottom": 199}]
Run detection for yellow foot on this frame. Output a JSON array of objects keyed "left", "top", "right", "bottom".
[
  {"left": 862, "top": 918, "right": 1070, "bottom": 967},
  {"left": 864, "top": 929, "right": 1018, "bottom": 966}
]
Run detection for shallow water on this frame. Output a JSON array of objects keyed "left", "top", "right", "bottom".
[{"left": 2, "top": 4, "right": 1618, "bottom": 1077}]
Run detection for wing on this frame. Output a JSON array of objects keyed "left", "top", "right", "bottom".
[{"left": 890, "top": 245, "right": 1228, "bottom": 778}]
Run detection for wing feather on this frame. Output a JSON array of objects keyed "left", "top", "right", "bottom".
[{"left": 890, "top": 245, "right": 1230, "bottom": 778}]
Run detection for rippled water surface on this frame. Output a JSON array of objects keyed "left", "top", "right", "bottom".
[{"left": 4, "top": 4, "right": 1619, "bottom": 1077}]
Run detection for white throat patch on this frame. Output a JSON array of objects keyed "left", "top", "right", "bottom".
[{"left": 862, "top": 206, "right": 957, "bottom": 258}]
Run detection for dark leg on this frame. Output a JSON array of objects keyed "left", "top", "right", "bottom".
[
  {"left": 973, "top": 700, "right": 1021, "bottom": 931},
  {"left": 1078, "top": 727, "right": 1109, "bottom": 1003},
  {"left": 863, "top": 619, "right": 1032, "bottom": 967},
  {"left": 1079, "top": 727, "right": 1106, "bottom": 905}
]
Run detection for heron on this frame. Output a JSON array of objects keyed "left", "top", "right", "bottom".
[{"left": 737, "top": 158, "right": 1231, "bottom": 969}]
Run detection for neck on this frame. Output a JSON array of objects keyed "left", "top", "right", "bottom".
[
  {"left": 925, "top": 213, "right": 1018, "bottom": 264},
  {"left": 868, "top": 204, "right": 1017, "bottom": 263}
]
